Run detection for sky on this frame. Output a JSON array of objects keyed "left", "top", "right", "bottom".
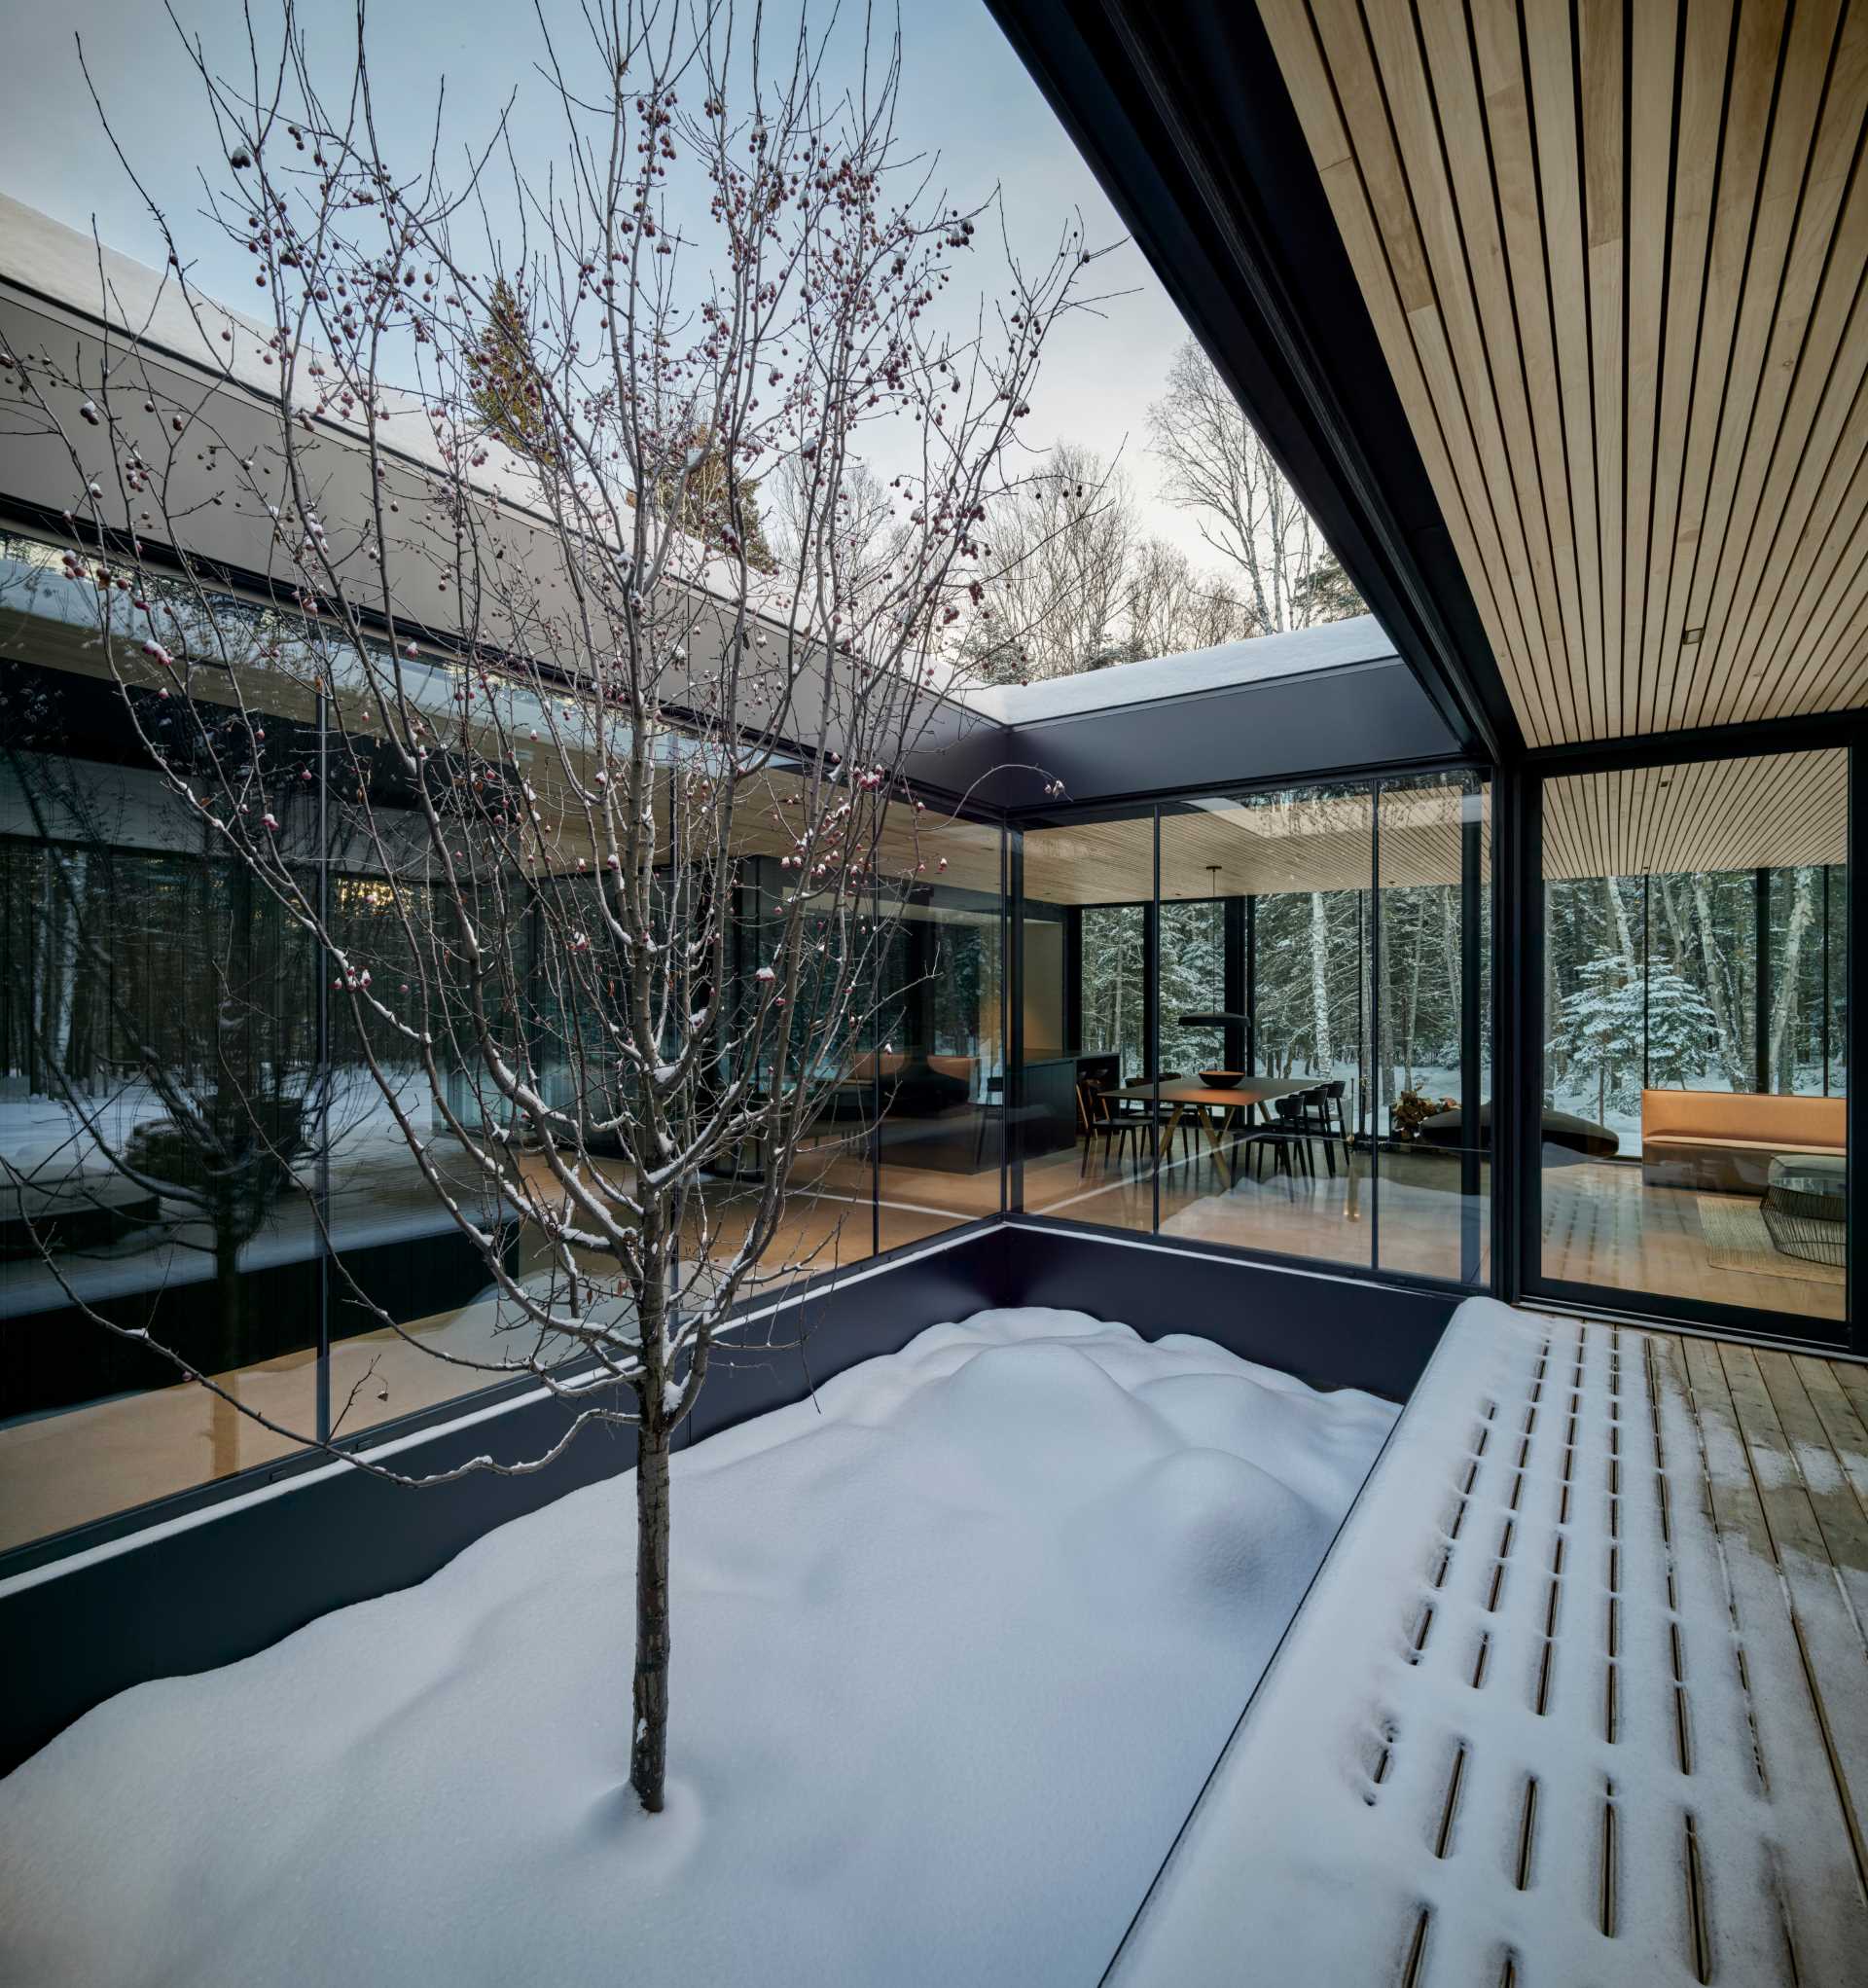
[{"left": 0, "top": 0, "right": 1210, "bottom": 563}]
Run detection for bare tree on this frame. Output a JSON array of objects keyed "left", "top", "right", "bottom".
[
  {"left": 1148, "top": 340, "right": 1363, "bottom": 633},
  {"left": 1124, "top": 536, "right": 1251, "bottom": 660},
  {"left": 957, "top": 442, "right": 1134, "bottom": 682},
  {"left": 1, "top": 0, "right": 1090, "bottom": 1811}
]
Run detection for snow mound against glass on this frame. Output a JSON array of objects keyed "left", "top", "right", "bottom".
[{"left": 0, "top": 1307, "right": 1397, "bottom": 1988}]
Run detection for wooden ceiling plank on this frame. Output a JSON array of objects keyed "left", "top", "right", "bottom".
[
  {"left": 1419, "top": 0, "right": 1593, "bottom": 742},
  {"left": 1543, "top": 749, "right": 1847, "bottom": 878},
  {"left": 1294, "top": 0, "right": 1438, "bottom": 311},
  {"left": 1674, "top": 0, "right": 1847, "bottom": 725},
  {"left": 1523, "top": 0, "right": 1610, "bottom": 743},
  {"left": 1731, "top": 263, "right": 1868, "bottom": 722},
  {"left": 1623, "top": 0, "right": 1683, "bottom": 737},
  {"left": 1775, "top": 547, "right": 1868, "bottom": 718},
  {"left": 1313, "top": 149, "right": 1539, "bottom": 716},
  {"left": 1579, "top": 0, "right": 1629, "bottom": 741},
  {"left": 1747, "top": 357, "right": 1868, "bottom": 712},
  {"left": 1651, "top": 0, "right": 1790, "bottom": 733},
  {"left": 1698, "top": 12, "right": 1868, "bottom": 724},
  {"left": 1259, "top": 0, "right": 1540, "bottom": 722},
  {"left": 1248, "top": 0, "right": 1868, "bottom": 746},
  {"left": 1353, "top": 0, "right": 1578, "bottom": 736},
  {"left": 1403, "top": 299, "right": 1563, "bottom": 738},
  {"left": 1638, "top": 0, "right": 1739, "bottom": 735}
]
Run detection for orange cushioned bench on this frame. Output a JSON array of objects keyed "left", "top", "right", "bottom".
[{"left": 1640, "top": 1087, "right": 1845, "bottom": 1194}]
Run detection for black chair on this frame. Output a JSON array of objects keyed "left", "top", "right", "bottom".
[
  {"left": 1248, "top": 1093, "right": 1316, "bottom": 1193},
  {"left": 1079, "top": 1073, "right": 1145, "bottom": 1179},
  {"left": 1132, "top": 1073, "right": 1202, "bottom": 1173},
  {"left": 1299, "top": 1079, "right": 1352, "bottom": 1178}
]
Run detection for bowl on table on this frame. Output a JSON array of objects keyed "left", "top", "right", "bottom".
[{"left": 1197, "top": 1069, "right": 1244, "bottom": 1089}]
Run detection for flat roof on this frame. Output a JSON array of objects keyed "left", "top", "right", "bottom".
[{"left": 957, "top": 614, "right": 1397, "bottom": 725}]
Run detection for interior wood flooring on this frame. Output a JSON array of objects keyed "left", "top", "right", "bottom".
[{"left": 3, "top": 1141, "right": 1844, "bottom": 1557}]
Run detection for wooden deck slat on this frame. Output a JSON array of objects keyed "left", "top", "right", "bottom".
[
  {"left": 1792, "top": 1352, "right": 1868, "bottom": 1517},
  {"left": 1690, "top": 1339, "right": 1868, "bottom": 1901},
  {"left": 1756, "top": 1350, "right": 1868, "bottom": 1631},
  {"left": 1110, "top": 1306, "right": 1868, "bottom": 1986}
]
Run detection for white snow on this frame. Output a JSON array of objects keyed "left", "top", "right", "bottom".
[
  {"left": 1104, "top": 1296, "right": 1868, "bottom": 1986},
  {"left": 0, "top": 1307, "right": 1395, "bottom": 1988}
]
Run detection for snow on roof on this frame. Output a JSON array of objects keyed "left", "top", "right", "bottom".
[
  {"left": 0, "top": 196, "right": 966, "bottom": 693},
  {"left": 955, "top": 614, "right": 1397, "bottom": 726},
  {"left": 0, "top": 192, "right": 545, "bottom": 500}
]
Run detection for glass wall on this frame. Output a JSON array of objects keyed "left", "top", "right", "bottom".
[
  {"left": 0, "top": 528, "right": 1006, "bottom": 1555},
  {"left": 1016, "top": 775, "right": 1490, "bottom": 1284},
  {"left": 1372, "top": 775, "right": 1491, "bottom": 1284},
  {"left": 1021, "top": 807, "right": 1155, "bottom": 1231},
  {"left": 875, "top": 816, "right": 1006, "bottom": 1246},
  {"left": 1537, "top": 749, "right": 1847, "bottom": 1331}
]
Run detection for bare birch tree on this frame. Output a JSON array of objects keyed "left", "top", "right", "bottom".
[
  {"left": 1124, "top": 536, "right": 1251, "bottom": 661},
  {"left": 1148, "top": 339, "right": 1363, "bottom": 633},
  {"left": 1, "top": 0, "right": 1091, "bottom": 1811}
]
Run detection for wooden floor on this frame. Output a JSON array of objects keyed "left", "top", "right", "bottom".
[
  {"left": 1024, "top": 1136, "right": 1489, "bottom": 1284},
  {"left": 1108, "top": 1300, "right": 1868, "bottom": 1986},
  {"left": 1029, "top": 1139, "right": 1844, "bottom": 1325},
  {"left": 1542, "top": 1159, "right": 1843, "bottom": 1322},
  {"left": 0, "top": 1146, "right": 990, "bottom": 1553}
]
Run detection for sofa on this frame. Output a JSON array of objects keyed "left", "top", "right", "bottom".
[{"left": 1640, "top": 1088, "right": 1845, "bottom": 1193}]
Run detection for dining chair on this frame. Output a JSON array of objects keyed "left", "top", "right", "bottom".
[
  {"left": 1079, "top": 1074, "right": 1141, "bottom": 1179},
  {"left": 1300, "top": 1079, "right": 1353, "bottom": 1179},
  {"left": 1248, "top": 1093, "right": 1316, "bottom": 1194}
]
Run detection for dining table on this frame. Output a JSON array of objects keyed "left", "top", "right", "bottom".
[{"left": 1110, "top": 1074, "right": 1347, "bottom": 1199}]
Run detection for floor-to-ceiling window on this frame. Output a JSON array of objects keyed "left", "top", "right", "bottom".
[
  {"left": 874, "top": 814, "right": 1006, "bottom": 1245},
  {"left": 1019, "top": 806, "right": 1157, "bottom": 1232},
  {"left": 1, "top": 528, "right": 997, "bottom": 1557},
  {"left": 1372, "top": 773, "right": 1491, "bottom": 1286},
  {"left": 1535, "top": 749, "right": 1847, "bottom": 1333},
  {"left": 1015, "top": 773, "right": 1490, "bottom": 1285}
]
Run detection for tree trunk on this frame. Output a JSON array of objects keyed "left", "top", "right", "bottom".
[
  {"left": 1604, "top": 874, "right": 1637, "bottom": 972},
  {"left": 1690, "top": 877, "right": 1748, "bottom": 1087},
  {"left": 211, "top": 1218, "right": 243, "bottom": 1480},
  {"left": 1404, "top": 899, "right": 1424, "bottom": 1094},
  {"left": 1768, "top": 868, "right": 1815, "bottom": 1085},
  {"left": 631, "top": 1420, "right": 673, "bottom": 1812},
  {"left": 1309, "top": 893, "right": 1332, "bottom": 1071}
]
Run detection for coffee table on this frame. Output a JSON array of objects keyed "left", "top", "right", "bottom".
[{"left": 1761, "top": 1152, "right": 1846, "bottom": 1266}]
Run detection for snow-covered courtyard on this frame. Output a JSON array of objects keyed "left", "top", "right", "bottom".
[{"left": 0, "top": 1308, "right": 1395, "bottom": 1987}]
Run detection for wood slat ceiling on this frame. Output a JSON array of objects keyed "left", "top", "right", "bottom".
[
  {"left": 1024, "top": 783, "right": 1489, "bottom": 901},
  {"left": 1541, "top": 746, "right": 1847, "bottom": 878},
  {"left": 1257, "top": 0, "right": 1868, "bottom": 746}
]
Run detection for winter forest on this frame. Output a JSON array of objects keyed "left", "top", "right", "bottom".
[
  {"left": 1072, "top": 842, "right": 1847, "bottom": 1150},
  {"left": 1073, "top": 866, "right": 1490, "bottom": 1141},
  {"left": 1545, "top": 864, "right": 1848, "bottom": 1143}
]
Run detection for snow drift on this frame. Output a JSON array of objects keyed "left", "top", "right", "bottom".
[{"left": 0, "top": 1307, "right": 1396, "bottom": 1987}]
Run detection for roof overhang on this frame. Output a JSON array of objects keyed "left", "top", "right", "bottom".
[{"left": 983, "top": 0, "right": 1521, "bottom": 762}]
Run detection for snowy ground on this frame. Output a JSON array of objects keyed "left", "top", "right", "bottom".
[{"left": 0, "top": 1308, "right": 1395, "bottom": 1988}]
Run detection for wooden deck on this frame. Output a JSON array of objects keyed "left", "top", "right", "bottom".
[{"left": 1107, "top": 1301, "right": 1868, "bottom": 1986}]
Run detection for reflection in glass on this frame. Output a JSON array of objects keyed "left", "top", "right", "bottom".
[
  {"left": 1150, "top": 788, "right": 1373, "bottom": 1271},
  {"left": 1372, "top": 775, "right": 1490, "bottom": 1285},
  {"left": 1538, "top": 751, "right": 1846, "bottom": 1326},
  {"left": 2, "top": 527, "right": 1011, "bottom": 1552},
  {"left": 876, "top": 816, "right": 1005, "bottom": 1245},
  {"left": 1020, "top": 810, "right": 1155, "bottom": 1231}
]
